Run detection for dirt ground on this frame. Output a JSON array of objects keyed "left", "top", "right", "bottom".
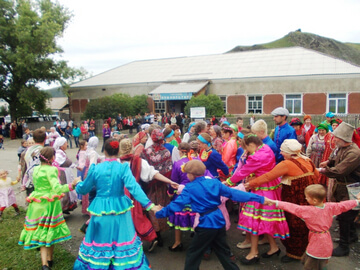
[{"left": 2, "top": 136, "right": 360, "bottom": 270}]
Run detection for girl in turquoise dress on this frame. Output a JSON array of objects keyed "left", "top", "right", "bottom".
[
  {"left": 73, "top": 138, "right": 159, "bottom": 270},
  {"left": 18, "top": 147, "right": 80, "bottom": 270}
]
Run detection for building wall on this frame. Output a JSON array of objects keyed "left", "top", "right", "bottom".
[{"left": 69, "top": 75, "right": 360, "bottom": 120}]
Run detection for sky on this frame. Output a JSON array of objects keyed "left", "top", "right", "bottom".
[{"left": 47, "top": 0, "right": 360, "bottom": 88}]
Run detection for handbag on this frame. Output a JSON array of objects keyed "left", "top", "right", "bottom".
[{"left": 346, "top": 182, "right": 360, "bottom": 210}]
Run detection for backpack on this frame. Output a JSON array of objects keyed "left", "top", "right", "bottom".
[{"left": 24, "top": 148, "right": 42, "bottom": 188}]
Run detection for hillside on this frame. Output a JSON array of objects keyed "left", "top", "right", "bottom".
[{"left": 228, "top": 31, "right": 360, "bottom": 66}]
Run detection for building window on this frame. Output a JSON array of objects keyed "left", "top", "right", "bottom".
[
  {"left": 154, "top": 100, "right": 165, "bottom": 114},
  {"left": 285, "top": 94, "right": 302, "bottom": 114},
  {"left": 219, "top": 95, "right": 227, "bottom": 113},
  {"left": 328, "top": 93, "right": 346, "bottom": 114},
  {"left": 248, "top": 95, "right": 262, "bottom": 114}
]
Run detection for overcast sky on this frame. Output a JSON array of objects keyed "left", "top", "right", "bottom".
[{"left": 49, "top": 0, "right": 360, "bottom": 88}]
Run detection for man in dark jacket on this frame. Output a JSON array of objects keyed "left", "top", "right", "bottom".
[{"left": 319, "top": 122, "right": 360, "bottom": 256}]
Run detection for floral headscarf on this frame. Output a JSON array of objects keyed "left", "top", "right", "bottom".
[{"left": 132, "top": 131, "right": 146, "bottom": 148}]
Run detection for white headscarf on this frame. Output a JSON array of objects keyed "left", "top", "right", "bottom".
[
  {"left": 53, "top": 137, "right": 67, "bottom": 151},
  {"left": 87, "top": 137, "right": 99, "bottom": 153},
  {"left": 280, "top": 139, "right": 308, "bottom": 160},
  {"left": 53, "top": 137, "right": 67, "bottom": 165}
]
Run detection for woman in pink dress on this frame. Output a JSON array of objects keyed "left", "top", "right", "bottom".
[
  {"left": 226, "top": 134, "right": 289, "bottom": 265},
  {"left": 221, "top": 126, "right": 237, "bottom": 179}
]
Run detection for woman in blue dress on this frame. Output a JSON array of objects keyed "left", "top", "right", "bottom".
[{"left": 73, "top": 138, "right": 160, "bottom": 270}]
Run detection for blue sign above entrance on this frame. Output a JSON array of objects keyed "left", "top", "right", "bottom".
[{"left": 153, "top": 93, "right": 193, "bottom": 100}]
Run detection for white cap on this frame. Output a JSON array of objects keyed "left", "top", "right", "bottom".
[{"left": 271, "top": 107, "right": 289, "bottom": 117}]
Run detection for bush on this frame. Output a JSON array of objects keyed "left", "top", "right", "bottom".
[
  {"left": 184, "top": 94, "right": 224, "bottom": 117},
  {"left": 82, "top": 94, "right": 148, "bottom": 119}
]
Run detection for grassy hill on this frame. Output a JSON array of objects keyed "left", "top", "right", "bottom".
[{"left": 228, "top": 30, "right": 360, "bottom": 66}]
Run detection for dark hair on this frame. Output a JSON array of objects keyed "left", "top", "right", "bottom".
[
  {"left": 33, "top": 129, "right": 46, "bottom": 143},
  {"left": 104, "top": 138, "right": 119, "bottom": 156},
  {"left": 241, "top": 133, "right": 263, "bottom": 148},
  {"left": 178, "top": 142, "right": 190, "bottom": 152},
  {"left": 39, "top": 147, "right": 55, "bottom": 164},
  {"left": 236, "top": 117, "right": 243, "bottom": 121},
  {"left": 163, "top": 127, "right": 174, "bottom": 139},
  {"left": 194, "top": 121, "right": 207, "bottom": 134},
  {"left": 170, "top": 124, "right": 180, "bottom": 131},
  {"left": 79, "top": 140, "right": 86, "bottom": 149}
]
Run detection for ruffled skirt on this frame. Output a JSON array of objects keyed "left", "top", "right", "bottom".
[
  {"left": 238, "top": 181, "right": 290, "bottom": 239},
  {"left": 18, "top": 198, "right": 72, "bottom": 249},
  {"left": 167, "top": 205, "right": 196, "bottom": 231},
  {"left": 73, "top": 211, "right": 150, "bottom": 270}
]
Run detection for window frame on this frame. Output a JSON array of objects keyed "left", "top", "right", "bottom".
[
  {"left": 247, "top": 95, "right": 263, "bottom": 114},
  {"left": 284, "top": 94, "right": 302, "bottom": 115},
  {"left": 328, "top": 93, "right": 347, "bottom": 115}
]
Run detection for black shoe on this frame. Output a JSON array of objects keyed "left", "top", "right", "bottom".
[
  {"left": 168, "top": 243, "right": 183, "bottom": 252},
  {"left": 48, "top": 260, "right": 53, "bottom": 267},
  {"left": 148, "top": 239, "right": 158, "bottom": 252},
  {"left": 280, "top": 255, "right": 298, "bottom": 263},
  {"left": 240, "top": 255, "right": 259, "bottom": 265},
  {"left": 262, "top": 248, "right": 281, "bottom": 258},
  {"left": 332, "top": 246, "right": 349, "bottom": 257},
  {"left": 42, "top": 266, "right": 51, "bottom": 270},
  {"left": 157, "top": 236, "right": 163, "bottom": 247}
]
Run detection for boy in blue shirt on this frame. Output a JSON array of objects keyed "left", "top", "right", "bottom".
[{"left": 155, "top": 160, "right": 269, "bottom": 270}]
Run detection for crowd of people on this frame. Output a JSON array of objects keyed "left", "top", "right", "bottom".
[{"left": 1, "top": 107, "right": 360, "bottom": 270}]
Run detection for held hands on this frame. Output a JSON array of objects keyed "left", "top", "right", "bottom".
[
  {"left": 319, "top": 160, "right": 329, "bottom": 168},
  {"left": 71, "top": 177, "right": 81, "bottom": 188},
  {"left": 263, "top": 197, "right": 276, "bottom": 206},
  {"left": 170, "top": 181, "right": 179, "bottom": 189},
  {"left": 151, "top": 204, "right": 163, "bottom": 213}
]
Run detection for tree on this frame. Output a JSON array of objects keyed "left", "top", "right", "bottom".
[
  {"left": 184, "top": 94, "right": 224, "bottom": 117},
  {"left": 0, "top": 0, "right": 85, "bottom": 121}
]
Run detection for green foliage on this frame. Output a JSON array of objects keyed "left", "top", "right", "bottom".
[
  {"left": 82, "top": 94, "right": 148, "bottom": 119},
  {"left": 0, "top": 0, "right": 86, "bottom": 121},
  {"left": 0, "top": 207, "right": 76, "bottom": 269},
  {"left": 0, "top": 105, "right": 9, "bottom": 116},
  {"left": 184, "top": 94, "right": 224, "bottom": 117}
]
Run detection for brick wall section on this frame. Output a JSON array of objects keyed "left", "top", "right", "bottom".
[
  {"left": 227, "top": 95, "right": 246, "bottom": 114},
  {"left": 303, "top": 93, "right": 326, "bottom": 114},
  {"left": 263, "top": 94, "right": 284, "bottom": 114},
  {"left": 348, "top": 93, "right": 360, "bottom": 114}
]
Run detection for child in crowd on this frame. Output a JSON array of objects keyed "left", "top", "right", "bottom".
[
  {"left": 268, "top": 184, "right": 360, "bottom": 270},
  {"left": 17, "top": 140, "right": 27, "bottom": 161},
  {"left": 155, "top": 160, "right": 269, "bottom": 270},
  {"left": 0, "top": 134, "right": 4, "bottom": 149},
  {"left": 18, "top": 147, "right": 80, "bottom": 270},
  {"left": 0, "top": 169, "right": 20, "bottom": 221},
  {"left": 27, "top": 137, "right": 35, "bottom": 147}
]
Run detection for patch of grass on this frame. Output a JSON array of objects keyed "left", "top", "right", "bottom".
[
  {"left": 0, "top": 207, "right": 76, "bottom": 269},
  {"left": 346, "top": 42, "right": 360, "bottom": 51}
]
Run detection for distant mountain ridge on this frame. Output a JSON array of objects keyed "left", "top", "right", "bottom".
[{"left": 228, "top": 30, "right": 360, "bottom": 67}]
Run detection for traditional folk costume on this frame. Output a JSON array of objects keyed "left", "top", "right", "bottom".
[
  {"left": 53, "top": 138, "right": 77, "bottom": 212},
  {"left": 276, "top": 200, "right": 359, "bottom": 269},
  {"left": 73, "top": 160, "right": 154, "bottom": 270},
  {"left": 120, "top": 146, "right": 158, "bottom": 243},
  {"left": 221, "top": 137, "right": 237, "bottom": 173},
  {"left": 199, "top": 147, "right": 228, "bottom": 179},
  {"left": 0, "top": 175, "right": 20, "bottom": 218},
  {"left": 132, "top": 131, "right": 146, "bottom": 157},
  {"left": 227, "top": 144, "right": 289, "bottom": 239},
  {"left": 306, "top": 133, "right": 326, "bottom": 168},
  {"left": 140, "top": 129, "right": 172, "bottom": 233},
  {"left": 81, "top": 137, "right": 102, "bottom": 215},
  {"left": 18, "top": 165, "right": 73, "bottom": 249},
  {"left": 318, "top": 132, "right": 336, "bottom": 187},
  {"left": 249, "top": 153, "right": 319, "bottom": 260}
]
